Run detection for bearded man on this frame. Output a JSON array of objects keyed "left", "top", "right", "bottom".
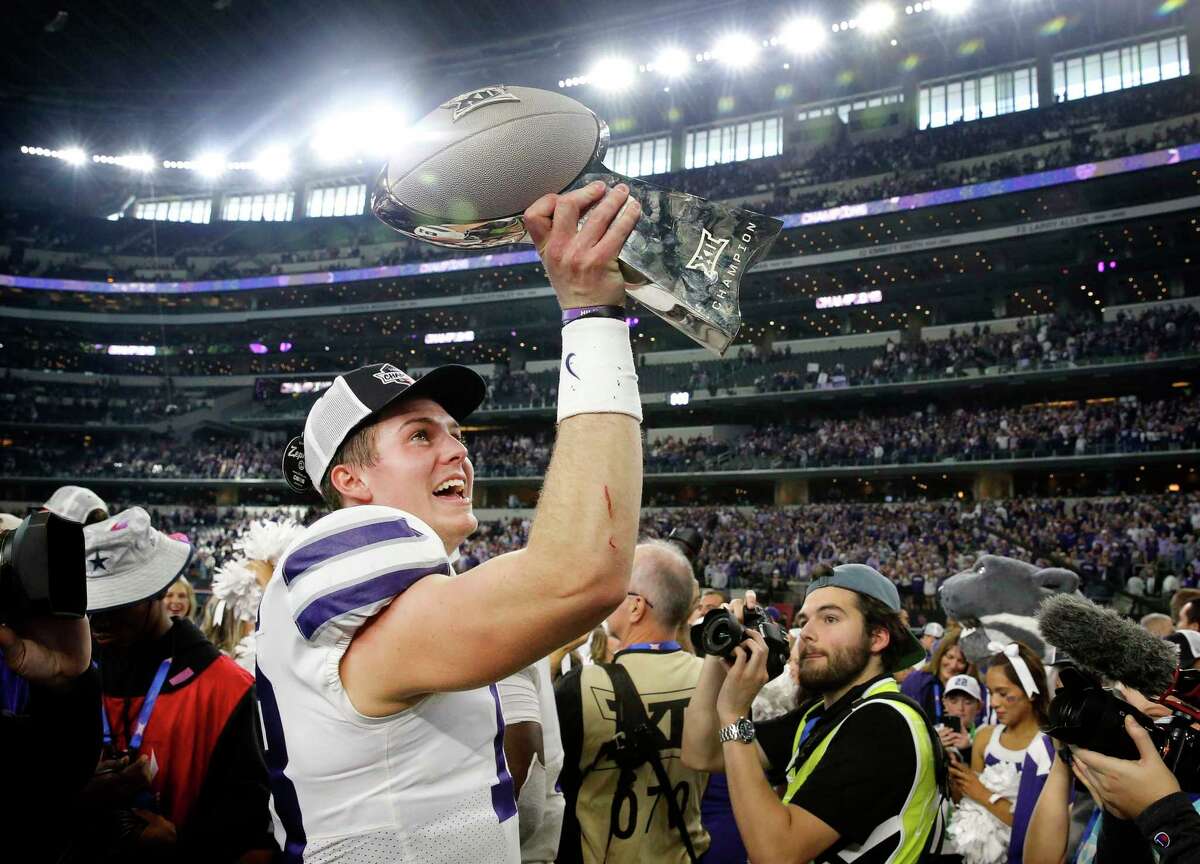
[{"left": 682, "top": 564, "right": 944, "bottom": 864}]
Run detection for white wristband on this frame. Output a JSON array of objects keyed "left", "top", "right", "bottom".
[{"left": 557, "top": 317, "right": 642, "bottom": 423}]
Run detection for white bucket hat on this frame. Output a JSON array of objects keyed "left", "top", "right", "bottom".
[
  {"left": 84, "top": 507, "right": 192, "bottom": 612},
  {"left": 45, "top": 485, "right": 109, "bottom": 524}
]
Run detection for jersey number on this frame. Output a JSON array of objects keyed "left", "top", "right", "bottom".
[{"left": 612, "top": 780, "right": 691, "bottom": 839}]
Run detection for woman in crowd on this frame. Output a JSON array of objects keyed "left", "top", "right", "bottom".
[
  {"left": 163, "top": 576, "right": 196, "bottom": 622},
  {"left": 902, "top": 624, "right": 974, "bottom": 723},
  {"left": 950, "top": 641, "right": 1054, "bottom": 864}
]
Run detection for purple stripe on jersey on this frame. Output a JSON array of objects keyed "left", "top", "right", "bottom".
[
  {"left": 283, "top": 518, "right": 425, "bottom": 586},
  {"left": 488, "top": 683, "right": 517, "bottom": 823},
  {"left": 255, "top": 665, "right": 307, "bottom": 863},
  {"left": 294, "top": 562, "right": 450, "bottom": 641}
]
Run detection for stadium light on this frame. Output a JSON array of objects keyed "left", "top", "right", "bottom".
[
  {"left": 61, "top": 147, "right": 86, "bottom": 166},
  {"left": 649, "top": 46, "right": 691, "bottom": 79},
  {"left": 935, "top": 0, "right": 972, "bottom": 16},
  {"left": 778, "top": 17, "right": 828, "bottom": 55},
  {"left": 312, "top": 116, "right": 359, "bottom": 164},
  {"left": 311, "top": 104, "right": 407, "bottom": 162},
  {"left": 362, "top": 106, "right": 409, "bottom": 157},
  {"left": 253, "top": 145, "right": 291, "bottom": 181},
  {"left": 588, "top": 56, "right": 637, "bottom": 92},
  {"left": 118, "top": 152, "right": 155, "bottom": 172},
  {"left": 193, "top": 152, "right": 227, "bottom": 179},
  {"left": 712, "top": 32, "right": 759, "bottom": 68},
  {"left": 857, "top": 3, "right": 897, "bottom": 34}
]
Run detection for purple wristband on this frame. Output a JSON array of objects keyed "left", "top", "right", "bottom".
[{"left": 562, "top": 305, "right": 626, "bottom": 327}]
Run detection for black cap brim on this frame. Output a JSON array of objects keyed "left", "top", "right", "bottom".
[{"left": 394, "top": 364, "right": 488, "bottom": 423}]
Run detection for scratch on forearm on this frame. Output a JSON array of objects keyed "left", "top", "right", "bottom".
[{"left": 603, "top": 484, "right": 613, "bottom": 519}]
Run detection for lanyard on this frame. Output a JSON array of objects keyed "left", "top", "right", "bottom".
[
  {"left": 101, "top": 657, "right": 172, "bottom": 754},
  {"left": 797, "top": 715, "right": 820, "bottom": 747},
  {"left": 625, "top": 641, "right": 681, "bottom": 652},
  {"left": 933, "top": 682, "right": 943, "bottom": 721}
]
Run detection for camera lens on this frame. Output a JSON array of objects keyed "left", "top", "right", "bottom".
[{"left": 701, "top": 613, "right": 744, "bottom": 656}]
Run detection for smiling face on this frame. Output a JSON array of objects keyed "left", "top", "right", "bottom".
[
  {"left": 163, "top": 581, "right": 191, "bottom": 618},
  {"left": 938, "top": 644, "right": 968, "bottom": 683},
  {"left": 331, "top": 397, "right": 477, "bottom": 553}
]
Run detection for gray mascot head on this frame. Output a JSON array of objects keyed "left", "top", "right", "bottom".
[{"left": 939, "top": 554, "right": 1081, "bottom": 666}]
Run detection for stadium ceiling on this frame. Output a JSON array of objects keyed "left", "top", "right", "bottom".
[{"left": 0, "top": 0, "right": 1173, "bottom": 166}]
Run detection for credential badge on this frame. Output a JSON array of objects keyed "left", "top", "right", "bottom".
[
  {"left": 440, "top": 85, "right": 521, "bottom": 122},
  {"left": 373, "top": 364, "right": 415, "bottom": 386},
  {"left": 684, "top": 228, "right": 730, "bottom": 280}
]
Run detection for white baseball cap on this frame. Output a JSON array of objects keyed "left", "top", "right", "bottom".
[
  {"left": 84, "top": 507, "right": 193, "bottom": 612},
  {"left": 944, "top": 674, "right": 983, "bottom": 702},
  {"left": 44, "top": 485, "right": 109, "bottom": 524},
  {"left": 282, "top": 362, "right": 486, "bottom": 494},
  {"left": 923, "top": 622, "right": 946, "bottom": 639}
]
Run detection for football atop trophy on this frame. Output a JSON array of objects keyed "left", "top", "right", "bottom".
[{"left": 372, "top": 84, "right": 782, "bottom": 354}]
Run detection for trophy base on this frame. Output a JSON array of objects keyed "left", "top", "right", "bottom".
[{"left": 568, "top": 165, "right": 783, "bottom": 355}]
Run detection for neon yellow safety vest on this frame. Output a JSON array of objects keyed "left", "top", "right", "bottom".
[{"left": 783, "top": 677, "right": 941, "bottom": 864}]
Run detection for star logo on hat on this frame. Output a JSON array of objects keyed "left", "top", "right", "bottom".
[
  {"left": 89, "top": 551, "right": 109, "bottom": 572},
  {"left": 372, "top": 364, "right": 415, "bottom": 386}
]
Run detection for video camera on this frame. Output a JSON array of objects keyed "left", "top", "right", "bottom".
[
  {"left": 0, "top": 510, "right": 86, "bottom": 623},
  {"left": 1048, "top": 665, "right": 1200, "bottom": 791},
  {"left": 690, "top": 604, "right": 790, "bottom": 680}
]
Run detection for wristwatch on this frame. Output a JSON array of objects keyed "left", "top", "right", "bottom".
[{"left": 718, "top": 717, "right": 756, "bottom": 745}]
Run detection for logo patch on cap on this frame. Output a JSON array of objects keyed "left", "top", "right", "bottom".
[
  {"left": 372, "top": 364, "right": 415, "bottom": 386},
  {"left": 282, "top": 435, "right": 313, "bottom": 494},
  {"left": 1153, "top": 832, "right": 1170, "bottom": 848}
]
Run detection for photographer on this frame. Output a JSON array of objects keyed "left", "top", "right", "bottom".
[
  {"left": 1069, "top": 716, "right": 1200, "bottom": 863},
  {"left": 681, "top": 564, "right": 942, "bottom": 864}
]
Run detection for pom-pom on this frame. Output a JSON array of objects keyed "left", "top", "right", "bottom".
[
  {"left": 211, "top": 557, "right": 263, "bottom": 625},
  {"left": 236, "top": 518, "right": 305, "bottom": 565},
  {"left": 946, "top": 761, "right": 1020, "bottom": 864}
]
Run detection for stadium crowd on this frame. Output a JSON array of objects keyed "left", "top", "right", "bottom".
[
  {"left": 68, "top": 493, "right": 1200, "bottom": 611},
  {"left": 3, "top": 76, "right": 1198, "bottom": 288},
  {"left": 6, "top": 305, "right": 1189, "bottom": 430},
  {"left": 472, "top": 394, "right": 1200, "bottom": 475},
  {"left": 4, "top": 392, "right": 1197, "bottom": 481}
]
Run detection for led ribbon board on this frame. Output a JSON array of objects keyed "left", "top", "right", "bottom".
[{"left": 2, "top": 143, "right": 1197, "bottom": 295}]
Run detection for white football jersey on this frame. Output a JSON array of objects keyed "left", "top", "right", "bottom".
[{"left": 255, "top": 505, "right": 520, "bottom": 863}]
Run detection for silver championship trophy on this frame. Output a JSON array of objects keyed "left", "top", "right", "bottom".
[{"left": 371, "top": 84, "right": 783, "bottom": 354}]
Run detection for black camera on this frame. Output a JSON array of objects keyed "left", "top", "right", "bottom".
[
  {"left": 1047, "top": 666, "right": 1200, "bottom": 790},
  {"left": 0, "top": 510, "right": 86, "bottom": 623},
  {"left": 691, "top": 605, "right": 790, "bottom": 680}
]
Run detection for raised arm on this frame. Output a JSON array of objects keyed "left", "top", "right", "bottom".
[
  {"left": 342, "top": 182, "right": 645, "bottom": 712},
  {"left": 682, "top": 654, "right": 733, "bottom": 772}
]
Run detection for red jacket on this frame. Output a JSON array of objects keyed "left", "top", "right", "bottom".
[{"left": 98, "top": 618, "right": 274, "bottom": 861}]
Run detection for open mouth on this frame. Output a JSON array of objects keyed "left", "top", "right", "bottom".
[{"left": 432, "top": 478, "right": 468, "bottom": 501}]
